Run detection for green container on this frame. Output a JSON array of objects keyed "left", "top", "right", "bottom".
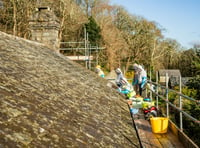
[{"left": 142, "top": 101, "right": 155, "bottom": 109}]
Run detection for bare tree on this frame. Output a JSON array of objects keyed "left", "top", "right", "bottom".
[
  {"left": 91, "top": 1, "right": 127, "bottom": 70},
  {"left": 0, "top": 0, "right": 37, "bottom": 37}
]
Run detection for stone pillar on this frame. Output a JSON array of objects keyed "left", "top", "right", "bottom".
[{"left": 29, "top": 6, "right": 60, "bottom": 50}]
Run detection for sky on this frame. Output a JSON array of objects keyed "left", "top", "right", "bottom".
[{"left": 110, "top": 0, "right": 200, "bottom": 49}]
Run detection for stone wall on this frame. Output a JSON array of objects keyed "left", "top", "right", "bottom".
[{"left": 29, "top": 6, "right": 60, "bottom": 50}]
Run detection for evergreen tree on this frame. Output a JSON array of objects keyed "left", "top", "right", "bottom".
[
  {"left": 85, "top": 16, "right": 101, "bottom": 46},
  {"left": 186, "top": 75, "right": 200, "bottom": 99}
]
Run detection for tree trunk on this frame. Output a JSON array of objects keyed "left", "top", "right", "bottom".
[{"left": 12, "top": 0, "right": 17, "bottom": 36}]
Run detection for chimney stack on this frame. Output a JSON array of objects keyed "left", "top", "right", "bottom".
[{"left": 29, "top": 6, "right": 60, "bottom": 50}]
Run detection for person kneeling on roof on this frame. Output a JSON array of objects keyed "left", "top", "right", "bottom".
[
  {"left": 115, "top": 68, "right": 133, "bottom": 95},
  {"left": 95, "top": 65, "right": 105, "bottom": 78}
]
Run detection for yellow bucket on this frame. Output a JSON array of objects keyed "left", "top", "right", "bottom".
[{"left": 150, "top": 117, "right": 169, "bottom": 133}]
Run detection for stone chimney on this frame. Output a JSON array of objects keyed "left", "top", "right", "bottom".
[{"left": 29, "top": 6, "right": 60, "bottom": 50}]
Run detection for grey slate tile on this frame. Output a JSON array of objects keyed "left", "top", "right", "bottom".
[{"left": 0, "top": 31, "right": 140, "bottom": 147}]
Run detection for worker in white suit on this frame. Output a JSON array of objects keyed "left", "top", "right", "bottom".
[{"left": 132, "top": 64, "right": 147, "bottom": 96}]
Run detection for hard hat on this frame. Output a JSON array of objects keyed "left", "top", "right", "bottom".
[
  {"left": 96, "top": 65, "right": 101, "bottom": 69},
  {"left": 115, "top": 68, "right": 122, "bottom": 74}
]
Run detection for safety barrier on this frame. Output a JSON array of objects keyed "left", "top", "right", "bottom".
[
  {"left": 107, "top": 75, "right": 199, "bottom": 147},
  {"left": 146, "top": 72, "right": 199, "bottom": 148}
]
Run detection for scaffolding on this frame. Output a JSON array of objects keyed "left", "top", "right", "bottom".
[{"left": 59, "top": 28, "right": 105, "bottom": 69}]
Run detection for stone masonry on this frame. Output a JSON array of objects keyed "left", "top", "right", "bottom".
[{"left": 29, "top": 6, "right": 60, "bottom": 50}]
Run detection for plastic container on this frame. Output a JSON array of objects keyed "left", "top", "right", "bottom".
[
  {"left": 142, "top": 101, "right": 155, "bottom": 109},
  {"left": 150, "top": 117, "right": 169, "bottom": 133},
  {"left": 130, "top": 108, "right": 139, "bottom": 114},
  {"left": 143, "top": 97, "right": 151, "bottom": 102},
  {"left": 132, "top": 100, "right": 143, "bottom": 108}
]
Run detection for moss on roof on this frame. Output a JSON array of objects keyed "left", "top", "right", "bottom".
[{"left": 0, "top": 31, "right": 139, "bottom": 147}]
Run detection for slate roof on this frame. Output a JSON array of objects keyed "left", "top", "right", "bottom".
[
  {"left": 158, "top": 69, "right": 181, "bottom": 86},
  {"left": 158, "top": 69, "right": 181, "bottom": 77},
  {"left": 0, "top": 31, "right": 139, "bottom": 147}
]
